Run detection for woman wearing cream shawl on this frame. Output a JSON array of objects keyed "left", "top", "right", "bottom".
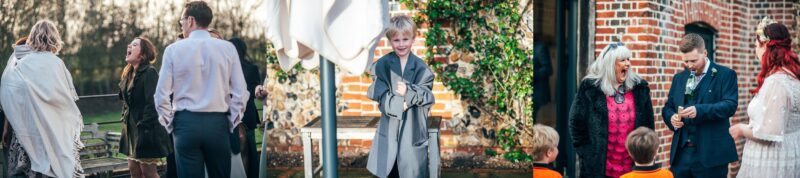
[{"left": 1, "top": 20, "right": 84, "bottom": 178}]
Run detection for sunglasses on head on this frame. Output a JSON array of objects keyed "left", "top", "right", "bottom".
[{"left": 602, "top": 42, "right": 625, "bottom": 59}]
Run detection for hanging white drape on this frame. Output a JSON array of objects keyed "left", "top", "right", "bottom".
[{"left": 265, "top": 0, "right": 389, "bottom": 75}]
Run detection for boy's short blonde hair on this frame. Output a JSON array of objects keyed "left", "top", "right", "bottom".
[
  {"left": 27, "top": 20, "right": 63, "bottom": 54},
  {"left": 625, "top": 127, "right": 659, "bottom": 164},
  {"left": 386, "top": 15, "right": 416, "bottom": 39},
  {"left": 532, "top": 124, "right": 559, "bottom": 161}
]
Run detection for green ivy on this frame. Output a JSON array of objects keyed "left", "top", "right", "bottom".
[
  {"left": 498, "top": 126, "right": 532, "bottom": 162},
  {"left": 402, "top": 0, "right": 533, "bottom": 161}
]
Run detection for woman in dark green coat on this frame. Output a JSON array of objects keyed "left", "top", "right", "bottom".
[{"left": 119, "top": 37, "right": 172, "bottom": 178}]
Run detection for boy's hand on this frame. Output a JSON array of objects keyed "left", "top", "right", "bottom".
[{"left": 396, "top": 81, "right": 407, "bottom": 96}]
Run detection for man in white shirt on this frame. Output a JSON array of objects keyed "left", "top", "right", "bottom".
[{"left": 154, "top": 1, "right": 249, "bottom": 177}]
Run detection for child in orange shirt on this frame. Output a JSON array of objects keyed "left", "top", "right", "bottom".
[
  {"left": 620, "top": 127, "right": 673, "bottom": 178},
  {"left": 533, "top": 124, "right": 561, "bottom": 178}
]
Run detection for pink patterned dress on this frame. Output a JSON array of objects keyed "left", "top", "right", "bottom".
[{"left": 605, "top": 92, "right": 636, "bottom": 178}]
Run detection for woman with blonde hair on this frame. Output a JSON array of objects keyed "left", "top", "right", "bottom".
[
  {"left": 569, "top": 42, "right": 655, "bottom": 178},
  {"left": 0, "top": 20, "right": 84, "bottom": 178}
]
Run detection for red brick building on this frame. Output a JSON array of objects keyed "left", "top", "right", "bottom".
[{"left": 535, "top": 0, "right": 798, "bottom": 177}]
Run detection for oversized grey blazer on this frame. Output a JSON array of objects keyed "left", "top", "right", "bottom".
[{"left": 366, "top": 52, "right": 436, "bottom": 178}]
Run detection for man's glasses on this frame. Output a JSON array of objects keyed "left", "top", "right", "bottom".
[{"left": 178, "top": 16, "right": 187, "bottom": 28}]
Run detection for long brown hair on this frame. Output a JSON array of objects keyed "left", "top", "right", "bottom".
[
  {"left": 121, "top": 37, "right": 158, "bottom": 80},
  {"left": 15, "top": 36, "right": 28, "bottom": 45}
]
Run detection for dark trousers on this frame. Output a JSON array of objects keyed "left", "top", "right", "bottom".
[
  {"left": 173, "top": 111, "right": 231, "bottom": 178},
  {"left": 670, "top": 147, "right": 728, "bottom": 178},
  {"left": 244, "top": 130, "right": 259, "bottom": 178}
]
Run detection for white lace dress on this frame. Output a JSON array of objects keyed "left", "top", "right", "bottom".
[{"left": 737, "top": 73, "right": 800, "bottom": 178}]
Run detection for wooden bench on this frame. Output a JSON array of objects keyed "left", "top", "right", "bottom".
[
  {"left": 300, "top": 116, "right": 442, "bottom": 178},
  {"left": 80, "top": 123, "right": 128, "bottom": 178}
]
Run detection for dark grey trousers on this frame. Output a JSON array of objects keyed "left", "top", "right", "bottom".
[
  {"left": 670, "top": 147, "right": 728, "bottom": 178},
  {"left": 173, "top": 111, "right": 231, "bottom": 178}
]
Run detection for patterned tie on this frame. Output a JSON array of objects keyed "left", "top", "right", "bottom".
[{"left": 685, "top": 71, "right": 697, "bottom": 97}]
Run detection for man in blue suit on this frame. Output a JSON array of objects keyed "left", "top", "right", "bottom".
[{"left": 663, "top": 33, "right": 738, "bottom": 178}]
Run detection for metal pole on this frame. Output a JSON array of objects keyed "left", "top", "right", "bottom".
[
  {"left": 320, "top": 56, "right": 339, "bottom": 178},
  {"left": 259, "top": 126, "right": 268, "bottom": 178},
  {"left": 555, "top": 0, "right": 577, "bottom": 177},
  {"left": 565, "top": 1, "right": 578, "bottom": 177}
]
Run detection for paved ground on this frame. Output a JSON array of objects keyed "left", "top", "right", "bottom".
[{"left": 270, "top": 167, "right": 532, "bottom": 178}]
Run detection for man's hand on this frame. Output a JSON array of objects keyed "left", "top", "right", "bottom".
[
  {"left": 159, "top": 116, "right": 170, "bottom": 127},
  {"left": 671, "top": 114, "right": 684, "bottom": 130},
  {"left": 679, "top": 106, "right": 697, "bottom": 119},
  {"left": 254, "top": 85, "right": 267, "bottom": 99},
  {"left": 238, "top": 125, "right": 247, "bottom": 140}
]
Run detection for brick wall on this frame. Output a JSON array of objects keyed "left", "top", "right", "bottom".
[{"left": 594, "top": 0, "right": 797, "bottom": 176}]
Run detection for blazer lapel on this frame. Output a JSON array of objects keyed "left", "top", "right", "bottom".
[
  {"left": 674, "top": 71, "right": 687, "bottom": 107},
  {"left": 402, "top": 54, "right": 420, "bottom": 83},
  {"left": 388, "top": 54, "right": 403, "bottom": 94}
]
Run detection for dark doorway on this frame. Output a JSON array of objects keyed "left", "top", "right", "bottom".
[
  {"left": 534, "top": 0, "right": 592, "bottom": 177},
  {"left": 685, "top": 22, "right": 717, "bottom": 61}
]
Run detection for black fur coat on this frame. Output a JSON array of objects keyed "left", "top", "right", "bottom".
[{"left": 569, "top": 79, "right": 655, "bottom": 178}]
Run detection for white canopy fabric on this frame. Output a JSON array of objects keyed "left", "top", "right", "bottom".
[{"left": 265, "top": 0, "right": 389, "bottom": 75}]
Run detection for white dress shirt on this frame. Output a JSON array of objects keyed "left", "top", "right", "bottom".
[
  {"left": 693, "top": 57, "right": 711, "bottom": 87},
  {"left": 155, "top": 30, "right": 249, "bottom": 133}
]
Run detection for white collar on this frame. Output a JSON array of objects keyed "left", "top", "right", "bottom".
[{"left": 188, "top": 30, "right": 211, "bottom": 39}]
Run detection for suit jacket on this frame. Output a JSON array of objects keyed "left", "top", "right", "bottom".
[
  {"left": 569, "top": 79, "right": 655, "bottom": 178},
  {"left": 662, "top": 60, "right": 738, "bottom": 168},
  {"left": 366, "top": 52, "right": 436, "bottom": 178}
]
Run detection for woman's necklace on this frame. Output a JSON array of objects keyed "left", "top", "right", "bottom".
[{"left": 614, "top": 85, "right": 627, "bottom": 104}]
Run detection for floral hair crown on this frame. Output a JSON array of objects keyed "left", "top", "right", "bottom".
[{"left": 756, "top": 16, "right": 778, "bottom": 42}]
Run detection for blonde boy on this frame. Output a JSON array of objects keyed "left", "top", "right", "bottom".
[
  {"left": 366, "top": 15, "right": 437, "bottom": 178},
  {"left": 533, "top": 124, "right": 562, "bottom": 178}
]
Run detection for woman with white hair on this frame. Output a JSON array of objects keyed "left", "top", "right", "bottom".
[
  {"left": 1, "top": 20, "right": 84, "bottom": 178},
  {"left": 569, "top": 42, "right": 655, "bottom": 178}
]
